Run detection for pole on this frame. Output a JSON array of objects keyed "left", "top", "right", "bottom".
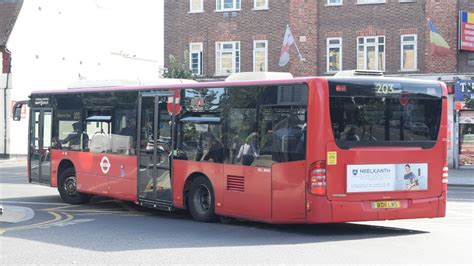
[
  {"left": 286, "top": 25, "right": 305, "bottom": 62},
  {"left": 2, "top": 49, "right": 11, "bottom": 157},
  {"left": 293, "top": 41, "right": 305, "bottom": 62}
]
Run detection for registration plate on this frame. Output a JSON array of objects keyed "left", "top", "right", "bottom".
[{"left": 372, "top": 200, "right": 401, "bottom": 209}]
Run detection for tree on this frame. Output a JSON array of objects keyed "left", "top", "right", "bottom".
[
  {"left": 464, "top": 81, "right": 474, "bottom": 109},
  {"left": 162, "top": 51, "right": 194, "bottom": 79}
]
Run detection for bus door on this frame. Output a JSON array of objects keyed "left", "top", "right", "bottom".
[
  {"left": 29, "top": 108, "right": 53, "bottom": 185},
  {"left": 138, "top": 92, "right": 174, "bottom": 208}
]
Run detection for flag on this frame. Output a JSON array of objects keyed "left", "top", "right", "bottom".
[
  {"left": 279, "top": 26, "right": 296, "bottom": 67},
  {"left": 428, "top": 20, "right": 450, "bottom": 56}
]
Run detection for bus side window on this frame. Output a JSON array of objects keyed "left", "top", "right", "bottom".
[
  {"left": 57, "top": 111, "right": 83, "bottom": 151},
  {"left": 114, "top": 110, "right": 137, "bottom": 155}
]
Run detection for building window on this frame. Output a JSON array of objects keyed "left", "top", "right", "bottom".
[
  {"left": 253, "top": 40, "right": 268, "bottom": 72},
  {"left": 254, "top": 0, "right": 268, "bottom": 9},
  {"left": 327, "top": 38, "right": 342, "bottom": 73},
  {"left": 190, "top": 43, "right": 203, "bottom": 76},
  {"left": 216, "top": 0, "right": 241, "bottom": 11},
  {"left": 401, "top": 34, "right": 417, "bottom": 71},
  {"left": 357, "top": 36, "right": 385, "bottom": 71},
  {"left": 468, "top": 53, "right": 474, "bottom": 67},
  {"left": 357, "top": 0, "right": 385, "bottom": 4},
  {"left": 327, "top": 0, "right": 342, "bottom": 5},
  {"left": 216, "top": 41, "right": 240, "bottom": 76},
  {"left": 189, "top": 0, "right": 203, "bottom": 13}
]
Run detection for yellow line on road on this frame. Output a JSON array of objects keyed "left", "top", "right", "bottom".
[{"left": 0, "top": 210, "right": 63, "bottom": 234}]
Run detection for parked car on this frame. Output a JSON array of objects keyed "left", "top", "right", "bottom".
[{"left": 411, "top": 122, "right": 428, "bottom": 135}]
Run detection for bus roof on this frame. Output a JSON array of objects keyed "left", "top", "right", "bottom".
[
  {"left": 30, "top": 75, "right": 443, "bottom": 96},
  {"left": 30, "top": 77, "right": 314, "bottom": 95}
]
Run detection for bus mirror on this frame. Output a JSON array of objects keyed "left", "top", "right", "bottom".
[{"left": 12, "top": 100, "right": 28, "bottom": 121}]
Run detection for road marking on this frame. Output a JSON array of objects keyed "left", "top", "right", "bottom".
[
  {"left": 448, "top": 199, "right": 474, "bottom": 202},
  {"left": 0, "top": 201, "right": 68, "bottom": 206},
  {"left": 37, "top": 218, "right": 94, "bottom": 228},
  {"left": 0, "top": 199, "right": 150, "bottom": 235},
  {"left": 0, "top": 210, "right": 64, "bottom": 234},
  {"left": 1, "top": 173, "right": 26, "bottom": 175}
]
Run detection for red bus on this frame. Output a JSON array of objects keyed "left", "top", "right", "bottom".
[{"left": 13, "top": 73, "right": 448, "bottom": 223}]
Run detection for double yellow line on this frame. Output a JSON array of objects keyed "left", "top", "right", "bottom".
[
  {"left": 0, "top": 206, "right": 73, "bottom": 235},
  {"left": 0, "top": 200, "right": 143, "bottom": 235}
]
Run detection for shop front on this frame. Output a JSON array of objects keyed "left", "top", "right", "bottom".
[
  {"left": 455, "top": 80, "right": 474, "bottom": 168},
  {"left": 458, "top": 111, "right": 474, "bottom": 167}
]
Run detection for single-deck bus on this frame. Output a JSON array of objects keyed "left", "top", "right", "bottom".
[{"left": 13, "top": 73, "right": 448, "bottom": 223}]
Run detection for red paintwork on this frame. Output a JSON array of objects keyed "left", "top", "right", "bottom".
[
  {"left": 51, "top": 149, "right": 137, "bottom": 201},
  {"left": 303, "top": 78, "right": 448, "bottom": 223},
  {"left": 271, "top": 161, "right": 306, "bottom": 223},
  {"left": 172, "top": 159, "right": 224, "bottom": 209},
  {"left": 42, "top": 77, "right": 447, "bottom": 224},
  {"left": 221, "top": 164, "right": 272, "bottom": 221},
  {"left": 172, "top": 159, "right": 304, "bottom": 223}
]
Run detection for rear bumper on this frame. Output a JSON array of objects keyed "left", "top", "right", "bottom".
[{"left": 306, "top": 192, "right": 447, "bottom": 223}]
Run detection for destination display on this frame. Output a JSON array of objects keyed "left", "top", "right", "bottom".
[
  {"left": 347, "top": 163, "right": 428, "bottom": 192},
  {"left": 329, "top": 80, "right": 442, "bottom": 98}
]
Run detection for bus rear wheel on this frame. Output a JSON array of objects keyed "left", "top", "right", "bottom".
[
  {"left": 58, "top": 168, "right": 91, "bottom": 205},
  {"left": 188, "top": 176, "right": 218, "bottom": 222}
]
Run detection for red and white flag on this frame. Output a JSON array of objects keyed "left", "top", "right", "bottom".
[{"left": 279, "top": 26, "right": 296, "bottom": 67}]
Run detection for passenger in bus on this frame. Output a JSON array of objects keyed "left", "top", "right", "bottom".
[
  {"left": 120, "top": 119, "right": 135, "bottom": 137},
  {"left": 203, "top": 133, "right": 224, "bottom": 163},
  {"left": 60, "top": 122, "right": 82, "bottom": 149},
  {"left": 237, "top": 132, "right": 259, "bottom": 166},
  {"left": 260, "top": 123, "right": 274, "bottom": 156},
  {"left": 345, "top": 127, "right": 360, "bottom": 141}
]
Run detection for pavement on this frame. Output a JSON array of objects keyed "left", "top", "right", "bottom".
[
  {"left": 448, "top": 168, "right": 474, "bottom": 187},
  {"left": 0, "top": 157, "right": 473, "bottom": 187}
]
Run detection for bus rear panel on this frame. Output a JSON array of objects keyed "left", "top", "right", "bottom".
[{"left": 305, "top": 77, "right": 447, "bottom": 223}]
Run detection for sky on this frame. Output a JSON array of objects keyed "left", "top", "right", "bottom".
[{"left": 8, "top": 0, "right": 164, "bottom": 90}]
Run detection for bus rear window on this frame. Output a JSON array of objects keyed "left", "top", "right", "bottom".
[{"left": 328, "top": 79, "right": 443, "bottom": 149}]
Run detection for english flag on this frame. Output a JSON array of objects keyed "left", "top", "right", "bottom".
[{"left": 279, "top": 26, "right": 296, "bottom": 67}]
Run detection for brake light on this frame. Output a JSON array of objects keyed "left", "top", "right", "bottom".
[
  {"left": 309, "top": 161, "right": 326, "bottom": 195},
  {"left": 442, "top": 163, "right": 448, "bottom": 192},
  {"left": 336, "top": 85, "right": 346, "bottom": 92}
]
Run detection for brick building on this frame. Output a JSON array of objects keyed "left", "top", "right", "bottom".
[
  {"left": 165, "top": 0, "right": 290, "bottom": 78},
  {"left": 164, "top": 0, "right": 469, "bottom": 80},
  {"left": 458, "top": 0, "right": 474, "bottom": 73},
  {"left": 317, "top": 0, "right": 458, "bottom": 76}
]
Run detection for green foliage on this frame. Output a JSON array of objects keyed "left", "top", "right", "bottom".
[
  {"left": 465, "top": 82, "right": 474, "bottom": 109},
  {"left": 162, "top": 51, "right": 194, "bottom": 79}
]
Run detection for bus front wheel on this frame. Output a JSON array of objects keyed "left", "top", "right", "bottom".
[
  {"left": 58, "top": 168, "right": 91, "bottom": 205},
  {"left": 188, "top": 176, "right": 218, "bottom": 222}
]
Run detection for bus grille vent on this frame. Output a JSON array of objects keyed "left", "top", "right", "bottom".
[{"left": 227, "top": 175, "right": 245, "bottom": 192}]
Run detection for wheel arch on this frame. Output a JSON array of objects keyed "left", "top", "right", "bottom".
[
  {"left": 183, "top": 171, "right": 210, "bottom": 210},
  {"left": 57, "top": 159, "right": 75, "bottom": 184}
]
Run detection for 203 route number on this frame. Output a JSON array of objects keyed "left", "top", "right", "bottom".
[{"left": 376, "top": 83, "right": 396, "bottom": 94}]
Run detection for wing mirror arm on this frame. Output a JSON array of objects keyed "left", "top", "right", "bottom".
[{"left": 12, "top": 100, "right": 29, "bottom": 121}]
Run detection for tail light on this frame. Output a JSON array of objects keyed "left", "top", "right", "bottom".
[
  {"left": 309, "top": 161, "right": 326, "bottom": 195},
  {"left": 442, "top": 163, "right": 448, "bottom": 192}
]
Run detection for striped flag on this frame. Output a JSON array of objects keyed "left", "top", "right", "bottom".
[{"left": 428, "top": 20, "right": 450, "bottom": 56}]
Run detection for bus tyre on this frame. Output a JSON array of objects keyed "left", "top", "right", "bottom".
[
  {"left": 58, "top": 168, "right": 91, "bottom": 205},
  {"left": 188, "top": 176, "right": 218, "bottom": 222}
]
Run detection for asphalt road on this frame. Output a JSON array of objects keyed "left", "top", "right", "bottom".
[{"left": 0, "top": 165, "right": 473, "bottom": 264}]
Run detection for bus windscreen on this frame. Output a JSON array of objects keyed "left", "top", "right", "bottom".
[{"left": 328, "top": 79, "right": 443, "bottom": 149}]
